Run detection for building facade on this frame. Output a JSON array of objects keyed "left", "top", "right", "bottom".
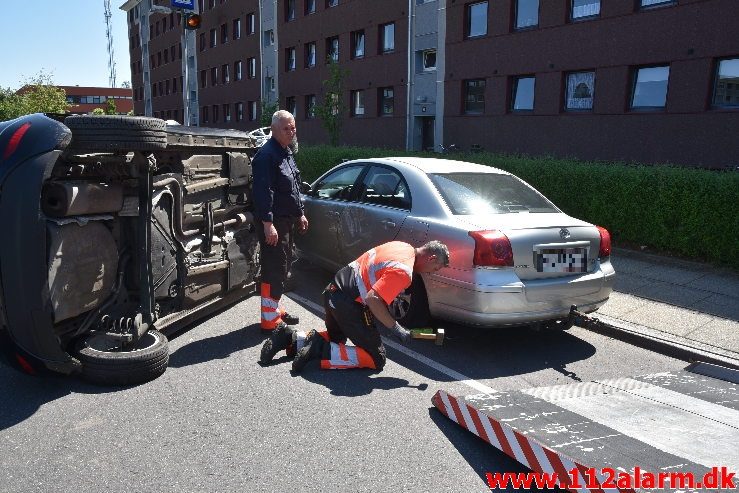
[{"left": 121, "top": 0, "right": 739, "bottom": 168}]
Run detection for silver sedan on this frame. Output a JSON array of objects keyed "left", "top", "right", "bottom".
[{"left": 296, "top": 157, "right": 615, "bottom": 329}]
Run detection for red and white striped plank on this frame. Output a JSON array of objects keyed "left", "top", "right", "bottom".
[{"left": 432, "top": 389, "right": 628, "bottom": 493}]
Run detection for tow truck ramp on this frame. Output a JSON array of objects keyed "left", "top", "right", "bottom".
[{"left": 432, "top": 362, "right": 739, "bottom": 492}]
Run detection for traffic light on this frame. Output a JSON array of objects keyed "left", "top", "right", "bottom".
[{"left": 184, "top": 12, "right": 202, "bottom": 30}]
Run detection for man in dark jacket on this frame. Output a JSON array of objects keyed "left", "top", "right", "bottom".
[{"left": 252, "top": 110, "right": 308, "bottom": 331}]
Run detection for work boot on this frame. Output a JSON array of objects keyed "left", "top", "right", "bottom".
[
  {"left": 281, "top": 312, "right": 299, "bottom": 325},
  {"left": 291, "top": 330, "right": 324, "bottom": 373},
  {"left": 260, "top": 322, "right": 294, "bottom": 364}
]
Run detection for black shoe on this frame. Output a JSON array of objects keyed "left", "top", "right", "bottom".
[
  {"left": 291, "top": 330, "right": 324, "bottom": 373},
  {"left": 282, "top": 312, "right": 299, "bottom": 325},
  {"left": 260, "top": 322, "right": 294, "bottom": 365}
]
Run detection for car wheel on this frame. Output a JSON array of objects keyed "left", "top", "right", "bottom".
[
  {"left": 73, "top": 330, "right": 169, "bottom": 386},
  {"left": 65, "top": 115, "right": 167, "bottom": 151},
  {"left": 390, "top": 276, "right": 430, "bottom": 328}
]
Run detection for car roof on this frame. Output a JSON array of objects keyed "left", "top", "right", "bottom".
[{"left": 376, "top": 156, "right": 509, "bottom": 175}]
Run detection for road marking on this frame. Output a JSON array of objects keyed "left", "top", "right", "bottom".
[{"left": 285, "top": 292, "right": 497, "bottom": 395}]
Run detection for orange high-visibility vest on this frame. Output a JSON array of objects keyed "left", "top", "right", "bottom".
[{"left": 349, "top": 241, "right": 415, "bottom": 305}]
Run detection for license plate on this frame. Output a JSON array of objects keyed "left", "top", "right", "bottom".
[{"left": 535, "top": 248, "right": 588, "bottom": 273}]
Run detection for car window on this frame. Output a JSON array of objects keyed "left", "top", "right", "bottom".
[
  {"left": 358, "top": 166, "right": 411, "bottom": 210},
  {"left": 429, "top": 172, "right": 558, "bottom": 214},
  {"left": 313, "top": 165, "right": 364, "bottom": 200}
]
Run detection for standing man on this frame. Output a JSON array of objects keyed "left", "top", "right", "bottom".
[
  {"left": 252, "top": 110, "right": 308, "bottom": 331},
  {"left": 260, "top": 240, "right": 450, "bottom": 372}
]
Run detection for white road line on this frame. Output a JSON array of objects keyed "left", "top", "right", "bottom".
[{"left": 285, "top": 292, "right": 497, "bottom": 395}]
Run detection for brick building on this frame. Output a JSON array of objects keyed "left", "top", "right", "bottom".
[{"left": 121, "top": 0, "right": 739, "bottom": 168}]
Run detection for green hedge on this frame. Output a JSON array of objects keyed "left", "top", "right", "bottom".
[{"left": 297, "top": 146, "right": 739, "bottom": 270}]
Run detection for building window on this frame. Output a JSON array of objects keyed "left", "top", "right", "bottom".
[
  {"left": 565, "top": 71, "right": 595, "bottom": 110},
  {"left": 221, "top": 23, "right": 228, "bottom": 44},
  {"left": 249, "top": 101, "right": 257, "bottom": 121},
  {"left": 571, "top": 0, "right": 600, "bottom": 20},
  {"left": 380, "top": 23, "right": 395, "bottom": 53},
  {"left": 247, "top": 13, "right": 256, "bottom": 34},
  {"left": 172, "top": 77, "right": 178, "bottom": 93},
  {"left": 713, "top": 58, "right": 739, "bottom": 107},
  {"left": 515, "top": 0, "right": 539, "bottom": 29},
  {"left": 248, "top": 57, "right": 256, "bottom": 78},
  {"left": 463, "top": 79, "right": 485, "bottom": 114},
  {"left": 466, "top": 1, "right": 488, "bottom": 38},
  {"left": 233, "top": 18, "right": 241, "bottom": 39},
  {"left": 379, "top": 87, "right": 394, "bottom": 115},
  {"left": 512, "top": 76, "right": 535, "bottom": 111},
  {"left": 286, "top": 0, "right": 296, "bottom": 21},
  {"left": 209, "top": 0, "right": 215, "bottom": 8},
  {"left": 631, "top": 65, "right": 669, "bottom": 109},
  {"left": 351, "top": 30, "right": 365, "bottom": 59},
  {"left": 157, "top": 52, "right": 162, "bottom": 66},
  {"left": 286, "top": 96, "right": 297, "bottom": 117},
  {"left": 305, "top": 42, "right": 317, "bottom": 67},
  {"left": 235, "top": 60, "right": 243, "bottom": 81},
  {"left": 306, "top": 0, "right": 316, "bottom": 14},
  {"left": 221, "top": 64, "right": 230, "bottom": 83},
  {"left": 211, "top": 66, "right": 219, "bottom": 86},
  {"left": 327, "top": 36, "right": 339, "bottom": 62},
  {"left": 266, "top": 76, "right": 275, "bottom": 92},
  {"left": 286, "top": 47, "right": 296, "bottom": 71},
  {"left": 223, "top": 103, "right": 231, "bottom": 122},
  {"left": 640, "top": 0, "right": 674, "bottom": 8},
  {"left": 423, "top": 49, "right": 436, "bottom": 71},
  {"left": 210, "top": 28, "right": 217, "bottom": 47},
  {"left": 264, "top": 30, "right": 275, "bottom": 47},
  {"left": 164, "top": 49, "right": 169, "bottom": 64},
  {"left": 201, "top": 105, "right": 209, "bottom": 124},
  {"left": 165, "top": 79, "right": 170, "bottom": 94},
  {"left": 305, "top": 94, "right": 316, "bottom": 118},
  {"left": 236, "top": 102, "right": 244, "bottom": 121},
  {"left": 326, "top": 0, "right": 338, "bottom": 7},
  {"left": 199, "top": 33, "right": 206, "bottom": 51},
  {"left": 212, "top": 104, "right": 219, "bottom": 123},
  {"left": 351, "top": 90, "right": 365, "bottom": 116}
]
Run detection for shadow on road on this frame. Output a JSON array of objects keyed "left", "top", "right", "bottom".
[
  {"left": 297, "top": 367, "right": 429, "bottom": 397},
  {"left": 168, "top": 322, "right": 266, "bottom": 368}
]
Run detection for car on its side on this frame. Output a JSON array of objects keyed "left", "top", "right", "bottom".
[
  {"left": 296, "top": 157, "right": 615, "bottom": 329},
  {"left": 0, "top": 113, "right": 261, "bottom": 385}
]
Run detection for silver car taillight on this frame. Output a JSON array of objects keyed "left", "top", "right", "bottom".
[{"left": 468, "top": 230, "right": 514, "bottom": 267}]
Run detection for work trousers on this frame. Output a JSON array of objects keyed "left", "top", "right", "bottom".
[
  {"left": 258, "top": 216, "right": 296, "bottom": 329},
  {"left": 322, "top": 284, "right": 387, "bottom": 370}
]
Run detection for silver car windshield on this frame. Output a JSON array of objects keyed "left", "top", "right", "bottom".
[{"left": 429, "top": 172, "right": 559, "bottom": 214}]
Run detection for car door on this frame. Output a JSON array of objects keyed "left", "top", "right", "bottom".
[
  {"left": 297, "top": 164, "right": 366, "bottom": 270},
  {"left": 336, "top": 165, "right": 412, "bottom": 265}
]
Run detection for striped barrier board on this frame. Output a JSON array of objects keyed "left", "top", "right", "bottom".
[{"left": 432, "top": 362, "right": 739, "bottom": 493}]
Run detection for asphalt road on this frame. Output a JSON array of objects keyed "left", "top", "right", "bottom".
[{"left": 0, "top": 259, "right": 688, "bottom": 493}]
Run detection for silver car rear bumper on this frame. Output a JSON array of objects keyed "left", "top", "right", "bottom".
[{"left": 427, "top": 260, "right": 615, "bottom": 327}]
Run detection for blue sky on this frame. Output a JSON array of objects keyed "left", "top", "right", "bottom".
[{"left": 0, "top": 1, "right": 132, "bottom": 90}]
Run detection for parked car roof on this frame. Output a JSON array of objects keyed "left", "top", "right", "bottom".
[{"left": 378, "top": 157, "right": 509, "bottom": 175}]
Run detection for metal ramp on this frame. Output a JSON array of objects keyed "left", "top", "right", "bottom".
[{"left": 432, "top": 362, "right": 739, "bottom": 492}]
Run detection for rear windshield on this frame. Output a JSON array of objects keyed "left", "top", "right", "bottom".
[{"left": 429, "top": 172, "right": 559, "bottom": 215}]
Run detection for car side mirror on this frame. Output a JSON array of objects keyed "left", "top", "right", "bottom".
[{"left": 300, "top": 181, "right": 313, "bottom": 195}]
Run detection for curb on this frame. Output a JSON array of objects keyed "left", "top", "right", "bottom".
[{"left": 585, "top": 313, "right": 739, "bottom": 371}]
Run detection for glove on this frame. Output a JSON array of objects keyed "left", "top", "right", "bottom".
[{"left": 389, "top": 321, "right": 411, "bottom": 345}]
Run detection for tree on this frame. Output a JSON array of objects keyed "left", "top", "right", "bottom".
[
  {"left": 120, "top": 80, "right": 131, "bottom": 89},
  {"left": 0, "top": 71, "right": 69, "bottom": 121},
  {"left": 315, "top": 58, "right": 349, "bottom": 146},
  {"left": 105, "top": 98, "right": 117, "bottom": 115},
  {"left": 259, "top": 100, "right": 279, "bottom": 127},
  {"left": 92, "top": 108, "right": 105, "bottom": 115}
]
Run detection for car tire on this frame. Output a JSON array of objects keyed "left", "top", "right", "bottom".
[
  {"left": 65, "top": 115, "right": 167, "bottom": 151},
  {"left": 391, "top": 275, "right": 430, "bottom": 328},
  {"left": 73, "top": 330, "right": 169, "bottom": 386}
]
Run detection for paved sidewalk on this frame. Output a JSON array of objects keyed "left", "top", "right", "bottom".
[{"left": 592, "top": 247, "right": 739, "bottom": 366}]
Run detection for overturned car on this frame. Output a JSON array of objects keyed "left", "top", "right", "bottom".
[{"left": 0, "top": 114, "right": 262, "bottom": 385}]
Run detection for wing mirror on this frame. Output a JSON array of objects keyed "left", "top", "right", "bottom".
[{"left": 300, "top": 181, "right": 314, "bottom": 195}]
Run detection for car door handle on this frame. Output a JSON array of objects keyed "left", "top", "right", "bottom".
[
  {"left": 381, "top": 219, "right": 396, "bottom": 228},
  {"left": 326, "top": 211, "right": 339, "bottom": 217}
]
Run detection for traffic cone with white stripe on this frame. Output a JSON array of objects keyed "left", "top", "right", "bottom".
[{"left": 320, "top": 343, "right": 376, "bottom": 370}]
